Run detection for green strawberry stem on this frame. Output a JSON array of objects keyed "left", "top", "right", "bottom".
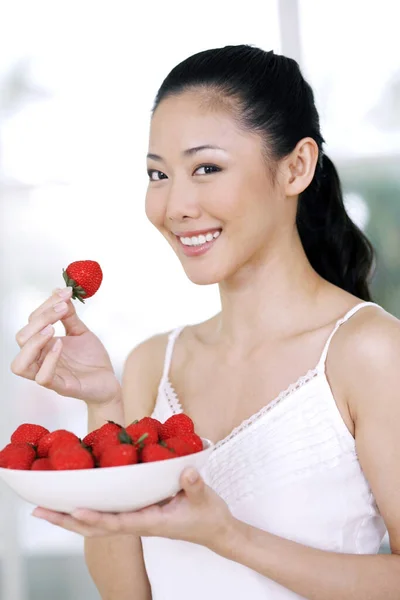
[
  {"left": 62, "top": 269, "right": 87, "bottom": 304},
  {"left": 136, "top": 433, "right": 148, "bottom": 446},
  {"left": 118, "top": 429, "right": 133, "bottom": 444}
]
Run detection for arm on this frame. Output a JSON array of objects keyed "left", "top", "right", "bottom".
[
  {"left": 84, "top": 333, "right": 169, "bottom": 600},
  {"left": 216, "top": 309, "right": 400, "bottom": 600}
]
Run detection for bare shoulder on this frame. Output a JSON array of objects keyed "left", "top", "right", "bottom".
[
  {"left": 121, "top": 330, "right": 171, "bottom": 422},
  {"left": 327, "top": 304, "right": 400, "bottom": 417}
]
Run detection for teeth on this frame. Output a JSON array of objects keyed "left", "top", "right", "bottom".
[{"left": 180, "top": 230, "right": 221, "bottom": 246}]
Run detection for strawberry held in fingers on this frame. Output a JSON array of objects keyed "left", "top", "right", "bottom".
[{"left": 62, "top": 260, "right": 103, "bottom": 303}]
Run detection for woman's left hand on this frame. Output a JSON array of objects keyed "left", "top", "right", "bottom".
[{"left": 32, "top": 468, "right": 235, "bottom": 552}]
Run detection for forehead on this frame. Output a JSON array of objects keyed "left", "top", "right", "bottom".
[{"left": 149, "top": 91, "right": 259, "bottom": 152}]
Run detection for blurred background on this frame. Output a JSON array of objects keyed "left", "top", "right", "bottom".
[{"left": 0, "top": 0, "right": 399, "bottom": 597}]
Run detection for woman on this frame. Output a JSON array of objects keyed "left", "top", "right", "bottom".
[{"left": 12, "top": 45, "right": 400, "bottom": 599}]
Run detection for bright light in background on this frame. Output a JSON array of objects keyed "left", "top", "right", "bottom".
[
  {"left": 344, "top": 192, "right": 370, "bottom": 230},
  {"left": 299, "top": 0, "right": 400, "bottom": 157}
]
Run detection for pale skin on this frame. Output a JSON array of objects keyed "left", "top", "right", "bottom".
[{"left": 13, "top": 90, "right": 400, "bottom": 599}]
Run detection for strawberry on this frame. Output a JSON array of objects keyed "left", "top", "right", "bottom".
[
  {"left": 125, "top": 421, "right": 158, "bottom": 447},
  {"left": 91, "top": 421, "right": 125, "bottom": 461},
  {"left": 82, "top": 429, "right": 98, "bottom": 447},
  {"left": 11, "top": 423, "right": 49, "bottom": 446},
  {"left": 100, "top": 444, "right": 139, "bottom": 468},
  {"left": 138, "top": 417, "right": 162, "bottom": 437},
  {"left": 160, "top": 414, "right": 195, "bottom": 440},
  {"left": 62, "top": 260, "right": 103, "bottom": 304},
  {"left": 141, "top": 443, "right": 178, "bottom": 463},
  {"left": 50, "top": 445, "right": 94, "bottom": 470},
  {"left": 31, "top": 458, "right": 52, "bottom": 471},
  {"left": 178, "top": 433, "right": 203, "bottom": 453},
  {"left": 162, "top": 437, "right": 195, "bottom": 457},
  {"left": 37, "top": 430, "right": 80, "bottom": 458},
  {"left": 0, "top": 443, "right": 36, "bottom": 470}
]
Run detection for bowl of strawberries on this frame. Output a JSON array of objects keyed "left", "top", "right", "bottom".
[{"left": 0, "top": 414, "right": 214, "bottom": 513}]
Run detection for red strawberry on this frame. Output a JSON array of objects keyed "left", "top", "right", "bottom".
[
  {"left": 50, "top": 445, "right": 94, "bottom": 470},
  {"left": 141, "top": 443, "right": 176, "bottom": 463},
  {"left": 125, "top": 421, "right": 158, "bottom": 447},
  {"left": 62, "top": 260, "right": 103, "bottom": 303},
  {"left": 11, "top": 423, "right": 49, "bottom": 446},
  {"left": 139, "top": 417, "right": 162, "bottom": 437},
  {"left": 0, "top": 443, "right": 36, "bottom": 470},
  {"left": 100, "top": 444, "right": 139, "bottom": 468},
  {"left": 31, "top": 458, "right": 52, "bottom": 471},
  {"left": 37, "top": 430, "right": 80, "bottom": 458},
  {"left": 160, "top": 414, "right": 195, "bottom": 440},
  {"left": 82, "top": 429, "right": 98, "bottom": 447},
  {"left": 91, "top": 422, "right": 125, "bottom": 461},
  {"left": 162, "top": 437, "right": 195, "bottom": 457},
  {"left": 178, "top": 433, "right": 203, "bottom": 453},
  {"left": 48, "top": 437, "right": 81, "bottom": 458}
]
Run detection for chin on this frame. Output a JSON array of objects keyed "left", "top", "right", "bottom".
[{"left": 182, "top": 265, "right": 225, "bottom": 286}]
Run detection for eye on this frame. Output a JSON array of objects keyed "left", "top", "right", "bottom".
[
  {"left": 194, "top": 165, "right": 221, "bottom": 176},
  {"left": 147, "top": 169, "right": 168, "bottom": 182}
]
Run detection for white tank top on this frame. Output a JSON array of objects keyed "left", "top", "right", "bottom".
[{"left": 142, "top": 302, "right": 387, "bottom": 600}]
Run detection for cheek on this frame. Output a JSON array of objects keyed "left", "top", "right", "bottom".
[{"left": 145, "top": 190, "right": 165, "bottom": 228}]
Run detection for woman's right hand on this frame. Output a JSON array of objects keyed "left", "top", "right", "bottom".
[{"left": 11, "top": 287, "right": 121, "bottom": 406}]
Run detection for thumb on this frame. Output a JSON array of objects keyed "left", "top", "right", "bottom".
[
  {"left": 180, "top": 469, "right": 206, "bottom": 504},
  {"left": 59, "top": 300, "right": 90, "bottom": 336}
]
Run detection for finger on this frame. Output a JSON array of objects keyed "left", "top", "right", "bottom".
[
  {"left": 16, "top": 301, "right": 70, "bottom": 348},
  {"left": 58, "top": 299, "right": 90, "bottom": 337},
  {"left": 71, "top": 509, "right": 122, "bottom": 533},
  {"left": 35, "top": 338, "right": 65, "bottom": 389},
  {"left": 73, "top": 506, "right": 160, "bottom": 536},
  {"left": 32, "top": 508, "right": 104, "bottom": 537},
  {"left": 180, "top": 469, "right": 206, "bottom": 505},
  {"left": 28, "top": 288, "right": 73, "bottom": 324},
  {"left": 11, "top": 325, "right": 56, "bottom": 380}
]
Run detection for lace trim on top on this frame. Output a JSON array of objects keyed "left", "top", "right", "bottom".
[{"left": 164, "top": 367, "right": 320, "bottom": 452}]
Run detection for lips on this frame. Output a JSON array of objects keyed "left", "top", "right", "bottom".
[{"left": 177, "top": 230, "right": 222, "bottom": 257}]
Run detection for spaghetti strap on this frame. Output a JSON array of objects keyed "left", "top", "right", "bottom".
[
  {"left": 316, "top": 302, "right": 380, "bottom": 373},
  {"left": 159, "top": 326, "right": 185, "bottom": 386}
]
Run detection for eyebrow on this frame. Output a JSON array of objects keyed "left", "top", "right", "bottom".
[{"left": 146, "top": 144, "right": 226, "bottom": 162}]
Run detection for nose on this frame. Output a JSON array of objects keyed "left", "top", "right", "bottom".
[{"left": 165, "top": 181, "right": 201, "bottom": 222}]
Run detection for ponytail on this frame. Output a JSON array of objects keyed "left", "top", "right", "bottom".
[{"left": 296, "top": 154, "right": 375, "bottom": 300}]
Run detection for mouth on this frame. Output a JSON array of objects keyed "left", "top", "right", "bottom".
[{"left": 175, "top": 228, "right": 222, "bottom": 257}]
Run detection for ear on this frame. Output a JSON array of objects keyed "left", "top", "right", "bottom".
[{"left": 283, "top": 137, "right": 319, "bottom": 197}]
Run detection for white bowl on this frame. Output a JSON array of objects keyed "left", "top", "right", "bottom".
[{"left": 0, "top": 438, "right": 214, "bottom": 513}]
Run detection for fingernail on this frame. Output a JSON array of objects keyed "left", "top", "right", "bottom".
[
  {"left": 40, "top": 324, "right": 53, "bottom": 336},
  {"left": 53, "top": 301, "right": 67, "bottom": 313},
  {"left": 187, "top": 469, "right": 199, "bottom": 484},
  {"left": 58, "top": 287, "right": 72, "bottom": 299}
]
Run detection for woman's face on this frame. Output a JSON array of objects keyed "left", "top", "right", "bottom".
[{"left": 145, "top": 90, "right": 291, "bottom": 286}]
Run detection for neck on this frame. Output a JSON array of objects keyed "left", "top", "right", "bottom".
[{"left": 216, "top": 232, "right": 325, "bottom": 346}]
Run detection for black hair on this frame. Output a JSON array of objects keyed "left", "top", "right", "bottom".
[{"left": 152, "top": 45, "right": 375, "bottom": 300}]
